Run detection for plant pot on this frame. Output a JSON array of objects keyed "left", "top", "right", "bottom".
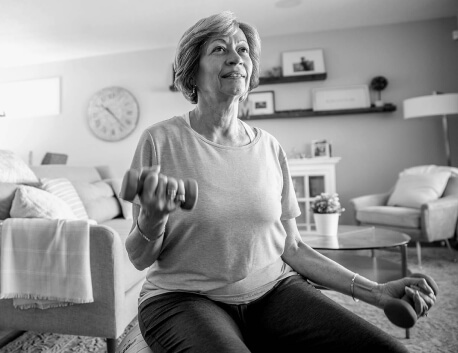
[{"left": 314, "top": 213, "right": 340, "bottom": 236}]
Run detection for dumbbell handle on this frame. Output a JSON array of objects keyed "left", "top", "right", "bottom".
[{"left": 119, "top": 169, "right": 198, "bottom": 211}]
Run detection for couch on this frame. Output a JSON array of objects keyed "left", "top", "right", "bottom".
[{"left": 0, "top": 150, "right": 146, "bottom": 353}]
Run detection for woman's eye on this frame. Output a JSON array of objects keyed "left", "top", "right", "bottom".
[
  {"left": 213, "top": 46, "right": 225, "bottom": 52},
  {"left": 238, "top": 47, "right": 249, "bottom": 54}
]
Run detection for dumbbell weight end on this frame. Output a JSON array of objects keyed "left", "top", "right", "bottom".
[
  {"left": 120, "top": 169, "right": 141, "bottom": 203},
  {"left": 182, "top": 179, "right": 198, "bottom": 211},
  {"left": 383, "top": 273, "right": 438, "bottom": 329}
]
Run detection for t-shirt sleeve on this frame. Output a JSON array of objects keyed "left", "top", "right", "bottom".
[
  {"left": 129, "top": 129, "right": 158, "bottom": 205},
  {"left": 279, "top": 150, "right": 301, "bottom": 220}
]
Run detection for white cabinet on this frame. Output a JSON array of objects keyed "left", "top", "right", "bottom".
[{"left": 289, "top": 157, "right": 341, "bottom": 231}]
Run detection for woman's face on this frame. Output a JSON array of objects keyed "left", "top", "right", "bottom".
[{"left": 195, "top": 27, "right": 252, "bottom": 102}]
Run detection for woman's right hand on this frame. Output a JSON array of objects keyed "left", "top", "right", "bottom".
[{"left": 138, "top": 165, "right": 186, "bottom": 221}]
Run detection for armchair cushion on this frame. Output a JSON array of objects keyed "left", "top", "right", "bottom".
[
  {"left": 10, "top": 185, "right": 77, "bottom": 219},
  {"left": 356, "top": 206, "right": 421, "bottom": 228},
  {"left": 387, "top": 171, "right": 451, "bottom": 209}
]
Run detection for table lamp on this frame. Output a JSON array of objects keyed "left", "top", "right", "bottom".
[{"left": 403, "top": 92, "right": 458, "bottom": 166}]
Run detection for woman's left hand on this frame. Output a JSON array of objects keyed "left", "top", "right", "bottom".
[{"left": 376, "top": 276, "right": 436, "bottom": 318}]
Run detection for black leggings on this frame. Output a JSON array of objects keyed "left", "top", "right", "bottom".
[{"left": 138, "top": 275, "right": 409, "bottom": 353}]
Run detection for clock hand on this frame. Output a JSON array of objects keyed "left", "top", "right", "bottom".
[{"left": 101, "top": 106, "right": 128, "bottom": 129}]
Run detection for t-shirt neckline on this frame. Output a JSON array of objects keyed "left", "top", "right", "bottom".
[{"left": 179, "top": 112, "right": 260, "bottom": 150}]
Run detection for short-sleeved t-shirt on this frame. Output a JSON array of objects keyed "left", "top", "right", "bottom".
[{"left": 131, "top": 113, "right": 301, "bottom": 305}]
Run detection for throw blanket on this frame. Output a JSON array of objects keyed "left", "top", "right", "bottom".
[{"left": 0, "top": 218, "right": 93, "bottom": 309}]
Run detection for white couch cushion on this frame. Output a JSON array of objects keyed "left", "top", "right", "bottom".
[
  {"left": 73, "top": 181, "right": 121, "bottom": 223},
  {"left": 0, "top": 183, "right": 18, "bottom": 220},
  {"left": 104, "top": 178, "right": 133, "bottom": 220},
  {"left": 41, "top": 178, "right": 89, "bottom": 220},
  {"left": 0, "top": 150, "right": 39, "bottom": 184},
  {"left": 10, "top": 185, "right": 77, "bottom": 219}
]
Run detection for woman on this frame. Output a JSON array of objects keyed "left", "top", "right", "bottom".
[{"left": 126, "top": 11, "right": 435, "bottom": 353}]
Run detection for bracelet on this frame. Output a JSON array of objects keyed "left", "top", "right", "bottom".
[
  {"left": 351, "top": 273, "right": 360, "bottom": 302},
  {"left": 136, "top": 219, "right": 165, "bottom": 242},
  {"left": 136, "top": 219, "right": 152, "bottom": 242}
]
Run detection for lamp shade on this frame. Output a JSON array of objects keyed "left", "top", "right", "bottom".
[{"left": 403, "top": 93, "right": 458, "bottom": 119}]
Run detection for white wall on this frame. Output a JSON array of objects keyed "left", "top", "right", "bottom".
[{"left": 1, "top": 18, "right": 457, "bottom": 224}]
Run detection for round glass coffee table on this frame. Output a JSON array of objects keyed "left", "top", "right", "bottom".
[{"left": 299, "top": 225, "right": 411, "bottom": 283}]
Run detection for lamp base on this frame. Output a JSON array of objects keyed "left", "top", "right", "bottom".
[{"left": 442, "top": 115, "right": 452, "bottom": 167}]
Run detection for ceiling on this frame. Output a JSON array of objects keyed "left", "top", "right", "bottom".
[{"left": 0, "top": 0, "right": 456, "bottom": 68}]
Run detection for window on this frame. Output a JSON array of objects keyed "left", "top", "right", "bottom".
[{"left": 0, "top": 77, "right": 60, "bottom": 118}]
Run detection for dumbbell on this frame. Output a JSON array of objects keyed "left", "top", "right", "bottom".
[
  {"left": 384, "top": 273, "right": 438, "bottom": 329},
  {"left": 119, "top": 169, "right": 198, "bottom": 211}
]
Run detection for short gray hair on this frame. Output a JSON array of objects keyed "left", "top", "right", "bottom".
[{"left": 174, "top": 11, "right": 261, "bottom": 104}]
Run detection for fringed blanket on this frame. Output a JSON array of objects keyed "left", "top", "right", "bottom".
[{"left": 0, "top": 218, "right": 93, "bottom": 309}]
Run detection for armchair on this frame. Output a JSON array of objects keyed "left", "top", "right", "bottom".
[{"left": 350, "top": 165, "right": 458, "bottom": 266}]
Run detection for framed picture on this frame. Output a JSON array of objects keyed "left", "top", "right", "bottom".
[
  {"left": 282, "top": 49, "right": 326, "bottom": 77},
  {"left": 312, "top": 85, "right": 371, "bottom": 111},
  {"left": 239, "top": 91, "right": 275, "bottom": 119},
  {"left": 311, "top": 140, "right": 331, "bottom": 158}
]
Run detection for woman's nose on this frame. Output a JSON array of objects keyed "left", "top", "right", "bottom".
[{"left": 226, "top": 49, "right": 243, "bottom": 65}]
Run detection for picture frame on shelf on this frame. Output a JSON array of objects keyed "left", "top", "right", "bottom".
[
  {"left": 239, "top": 91, "right": 275, "bottom": 119},
  {"left": 282, "top": 49, "right": 326, "bottom": 77},
  {"left": 312, "top": 85, "right": 371, "bottom": 111},
  {"left": 311, "top": 140, "right": 331, "bottom": 158}
]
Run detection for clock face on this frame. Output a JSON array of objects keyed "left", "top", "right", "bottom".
[{"left": 87, "top": 87, "right": 139, "bottom": 141}]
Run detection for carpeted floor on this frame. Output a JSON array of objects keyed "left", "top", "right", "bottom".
[
  {"left": 323, "top": 246, "right": 458, "bottom": 353},
  {"left": 0, "top": 246, "right": 457, "bottom": 353}
]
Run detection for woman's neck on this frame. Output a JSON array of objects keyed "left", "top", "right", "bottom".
[{"left": 190, "top": 101, "right": 250, "bottom": 147}]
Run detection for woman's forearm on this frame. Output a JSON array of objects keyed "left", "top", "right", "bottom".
[
  {"left": 282, "top": 241, "right": 382, "bottom": 307},
  {"left": 125, "top": 206, "right": 167, "bottom": 271},
  {"left": 281, "top": 219, "right": 382, "bottom": 307}
]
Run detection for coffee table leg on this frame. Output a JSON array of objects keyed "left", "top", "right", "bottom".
[
  {"left": 400, "top": 244, "right": 407, "bottom": 277},
  {"left": 400, "top": 243, "right": 409, "bottom": 338}
]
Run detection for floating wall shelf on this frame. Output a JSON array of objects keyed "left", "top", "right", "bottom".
[
  {"left": 168, "top": 72, "right": 395, "bottom": 121},
  {"left": 240, "top": 104, "right": 397, "bottom": 121},
  {"left": 168, "top": 73, "right": 327, "bottom": 92},
  {"left": 259, "top": 73, "right": 327, "bottom": 85}
]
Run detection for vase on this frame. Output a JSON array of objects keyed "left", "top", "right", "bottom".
[{"left": 314, "top": 213, "right": 340, "bottom": 236}]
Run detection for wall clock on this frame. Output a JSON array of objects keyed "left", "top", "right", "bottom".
[{"left": 87, "top": 86, "right": 139, "bottom": 141}]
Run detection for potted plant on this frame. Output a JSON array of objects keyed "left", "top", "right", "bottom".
[{"left": 311, "top": 193, "right": 345, "bottom": 236}]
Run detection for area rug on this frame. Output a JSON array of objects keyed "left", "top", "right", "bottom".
[
  {"left": 1, "top": 246, "right": 457, "bottom": 353},
  {"left": 323, "top": 246, "right": 458, "bottom": 353},
  {"left": 0, "top": 319, "right": 137, "bottom": 353}
]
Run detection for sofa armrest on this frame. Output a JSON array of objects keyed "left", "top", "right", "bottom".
[
  {"left": 89, "top": 224, "right": 125, "bottom": 311},
  {"left": 421, "top": 196, "right": 458, "bottom": 242},
  {"left": 0, "top": 221, "right": 127, "bottom": 338}
]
